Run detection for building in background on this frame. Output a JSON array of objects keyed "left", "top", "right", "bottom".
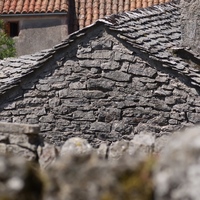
[
  {"left": 0, "top": 0, "right": 170, "bottom": 56},
  {"left": 0, "top": 0, "right": 69, "bottom": 56}
]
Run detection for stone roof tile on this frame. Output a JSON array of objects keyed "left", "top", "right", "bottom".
[{"left": 0, "top": 49, "right": 55, "bottom": 94}]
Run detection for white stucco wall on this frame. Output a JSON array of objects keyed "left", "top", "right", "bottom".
[{"left": 2, "top": 14, "right": 68, "bottom": 56}]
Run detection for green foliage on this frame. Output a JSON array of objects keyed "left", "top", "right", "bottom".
[{"left": 0, "top": 20, "right": 16, "bottom": 59}]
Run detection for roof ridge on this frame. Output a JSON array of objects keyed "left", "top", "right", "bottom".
[{"left": 103, "top": 2, "right": 178, "bottom": 25}]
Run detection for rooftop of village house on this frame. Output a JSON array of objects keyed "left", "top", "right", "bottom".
[{"left": 0, "top": 0, "right": 171, "bottom": 32}]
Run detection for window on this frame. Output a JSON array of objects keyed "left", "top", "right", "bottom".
[{"left": 4, "top": 21, "right": 19, "bottom": 37}]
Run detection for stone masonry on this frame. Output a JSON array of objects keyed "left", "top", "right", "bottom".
[
  {"left": 0, "top": 122, "right": 41, "bottom": 162},
  {"left": 0, "top": 3, "right": 200, "bottom": 150},
  {"left": 0, "top": 27, "right": 200, "bottom": 149}
]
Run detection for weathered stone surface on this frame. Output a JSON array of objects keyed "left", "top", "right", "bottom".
[
  {"left": 90, "top": 122, "right": 111, "bottom": 133},
  {"left": 101, "top": 61, "right": 120, "bottom": 70},
  {"left": 87, "top": 78, "right": 115, "bottom": 91},
  {"left": 154, "top": 126, "right": 200, "bottom": 200},
  {"left": 108, "top": 140, "right": 129, "bottom": 160},
  {"left": 98, "top": 108, "right": 121, "bottom": 123},
  {"left": 83, "top": 90, "right": 107, "bottom": 99},
  {"left": 60, "top": 137, "right": 93, "bottom": 157},
  {"left": 0, "top": 122, "right": 41, "bottom": 162},
  {"left": 37, "top": 143, "right": 59, "bottom": 169},
  {"left": 128, "top": 133, "right": 155, "bottom": 158},
  {"left": 103, "top": 71, "right": 131, "bottom": 82},
  {"left": 0, "top": 122, "right": 40, "bottom": 135},
  {"left": 187, "top": 112, "right": 200, "bottom": 123},
  {"left": 180, "top": 0, "right": 200, "bottom": 54},
  {"left": 97, "top": 142, "right": 108, "bottom": 159},
  {"left": 73, "top": 110, "right": 96, "bottom": 121},
  {"left": 128, "top": 63, "right": 157, "bottom": 77},
  {"left": 45, "top": 152, "right": 154, "bottom": 200},
  {"left": 0, "top": 154, "right": 43, "bottom": 200},
  {"left": 79, "top": 60, "right": 101, "bottom": 68}
]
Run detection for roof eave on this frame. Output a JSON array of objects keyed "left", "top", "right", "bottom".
[{"left": 0, "top": 12, "right": 68, "bottom": 17}]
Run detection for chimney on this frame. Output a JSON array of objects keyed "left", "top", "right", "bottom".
[{"left": 180, "top": 0, "right": 200, "bottom": 54}]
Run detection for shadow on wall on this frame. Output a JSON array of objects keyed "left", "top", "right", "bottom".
[
  {"left": 68, "top": 0, "right": 79, "bottom": 34},
  {"left": 20, "top": 19, "right": 63, "bottom": 30}
]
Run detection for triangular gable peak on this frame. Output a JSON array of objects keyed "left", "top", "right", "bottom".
[{"left": 0, "top": 2, "right": 200, "bottom": 149}]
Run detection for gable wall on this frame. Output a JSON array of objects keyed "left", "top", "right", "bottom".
[{"left": 0, "top": 26, "right": 200, "bottom": 149}]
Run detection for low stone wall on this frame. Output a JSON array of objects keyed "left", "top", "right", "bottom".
[
  {"left": 0, "top": 121, "right": 156, "bottom": 168},
  {"left": 0, "top": 125, "right": 200, "bottom": 200},
  {"left": 0, "top": 122, "right": 41, "bottom": 162}
]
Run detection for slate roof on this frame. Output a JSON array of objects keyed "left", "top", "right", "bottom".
[
  {"left": 1, "top": 2, "right": 200, "bottom": 96},
  {"left": 72, "top": 0, "right": 171, "bottom": 30},
  {"left": 0, "top": 0, "right": 68, "bottom": 14}
]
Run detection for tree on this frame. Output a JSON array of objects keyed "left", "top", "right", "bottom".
[{"left": 0, "top": 20, "right": 16, "bottom": 59}]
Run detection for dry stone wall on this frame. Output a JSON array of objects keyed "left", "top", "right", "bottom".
[
  {"left": 0, "top": 122, "right": 41, "bottom": 162},
  {"left": 0, "top": 26, "right": 200, "bottom": 149}
]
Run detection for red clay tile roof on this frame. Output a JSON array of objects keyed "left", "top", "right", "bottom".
[
  {"left": 0, "top": 0, "right": 68, "bottom": 14},
  {"left": 0, "top": 0, "right": 171, "bottom": 32},
  {"left": 70, "top": 0, "right": 171, "bottom": 31}
]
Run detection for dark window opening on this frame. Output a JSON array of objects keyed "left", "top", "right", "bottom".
[{"left": 5, "top": 22, "right": 19, "bottom": 37}]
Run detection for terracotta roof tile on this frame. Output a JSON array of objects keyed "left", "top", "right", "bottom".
[
  {"left": 0, "top": 0, "right": 68, "bottom": 14},
  {"left": 70, "top": 0, "right": 171, "bottom": 32},
  {"left": 0, "top": 0, "right": 171, "bottom": 33}
]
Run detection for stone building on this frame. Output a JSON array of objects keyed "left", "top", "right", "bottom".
[
  {"left": 0, "top": 0, "right": 68, "bottom": 56},
  {"left": 0, "top": 1, "right": 200, "bottom": 150}
]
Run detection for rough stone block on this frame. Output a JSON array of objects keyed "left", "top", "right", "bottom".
[
  {"left": 92, "top": 50, "right": 112, "bottom": 59},
  {"left": 73, "top": 111, "right": 96, "bottom": 121},
  {"left": 87, "top": 78, "right": 115, "bottom": 91},
  {"left": 37, "top": 143, "right": 59, "bottom": 169},
  {"left": 39, "top": 114, "right": 55, "bottom": 123},
  {"left": 91, "top": 40, "right": 113, "bottom": 50},
  {"left": 83, "top": 91, "right": 107, "bottom": 99},
  {"left": 128, "top": 133, "right": 155, "bottom": 157},
  {"left": 100, "top": 61, "right": 120, "bottom": 70},
  {"left": 36, "top": 84, "right": 51, "bottom": 92},
  {"left": 97, "top": 142, "right": 108, "bottom": 159},
  {"left": 69, "top": 81, "right": 86, "bottom": 89},
  {"left": 154, "top": 125, "right": 200, "bottom": 200},
  {"left": 7, "top": 144, "right": 37, "bottom": 161},
  {"left": 59, "top": 89, "right": 83, "bottom": 98},
  {"left": 103, "top": 71, "right": 131, "bottom": 82},
  {"left": 90, "top": 122, "right": 111, "bottom": 133},
  {"left": 60, "top": 137, "right": 92, "bottom": 156},
  {"left": 49, "top": 98, "right": 61, "bottom": 108},
  {"left": 108, "top": 140, "right": 129, "bottom": 160},
  {"left": 0, "top": 122, "right": 39, "bottom": 135},
  {"left": 79, "top": 60, "right": 101, "bottom": 68},
  {"left": 187, "top": 112, "right": 200, "bottom": 123},
  {"left": 128, "top": 63, "right": 157, "bottom": 77}
]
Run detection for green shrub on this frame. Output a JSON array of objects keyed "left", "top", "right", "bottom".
[{"left": 0, "top": 20, "right": 16, "bottom": 59}]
